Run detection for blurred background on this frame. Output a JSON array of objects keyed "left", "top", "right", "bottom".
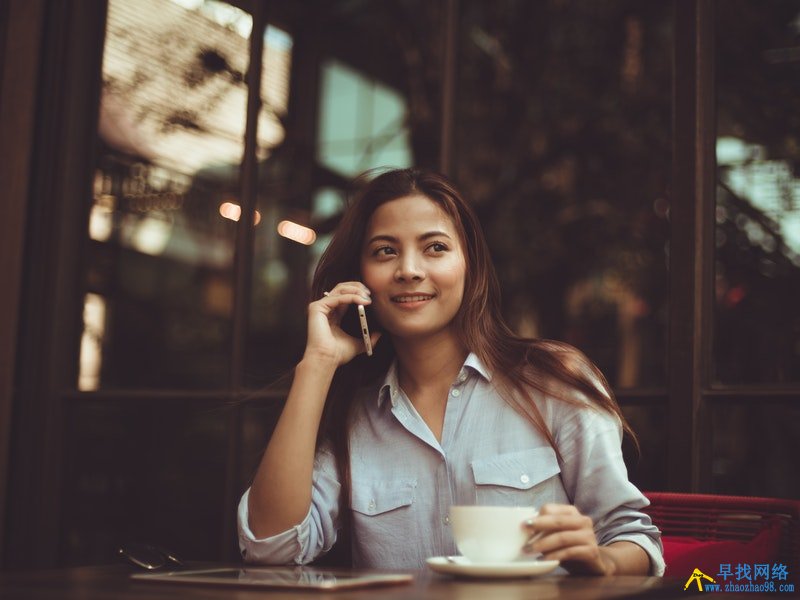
[{"left": 1, "top": 0, "right": 799, "bottom": 569}]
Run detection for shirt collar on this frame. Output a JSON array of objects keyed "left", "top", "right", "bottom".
[{"left": 377, "top": 351, "right": 492, "bottom": 407}]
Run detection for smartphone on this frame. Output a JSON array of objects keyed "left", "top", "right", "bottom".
[{"left": 357, "top": 304, "right": 373, "bottom": 356}]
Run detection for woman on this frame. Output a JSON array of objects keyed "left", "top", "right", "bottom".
[{"left": 239, "top": 168, "right": 664, "bottom": 575}]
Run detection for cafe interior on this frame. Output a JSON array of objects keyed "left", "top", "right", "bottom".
[{"left": 1, "top": 0, "right": 799, "bottom": 592}]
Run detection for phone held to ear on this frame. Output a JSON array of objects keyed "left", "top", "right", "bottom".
[{"left": 357, "top": 304, "right": 373, "bottom": 356}]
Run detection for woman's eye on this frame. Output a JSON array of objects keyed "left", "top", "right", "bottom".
[
  {"left": 373, "top": 246, "right": 396, "bottom": 257},
  {"left": 428, "top": 242, "right": 448, "bottom": 253}
]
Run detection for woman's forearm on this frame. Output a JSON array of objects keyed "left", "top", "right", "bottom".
[
  {"left": 247, "top": 354, "right": 338, "bottom": 538},
  {"left": 598, "top": 541, "right": 653, "bottom": 575}
]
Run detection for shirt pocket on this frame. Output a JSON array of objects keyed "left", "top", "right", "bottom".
[
  {"left": 471, "top": 446, "right": 562, "bottom": 507},
  {"left": 350, "top": 479, "right": 418, "bottom": 544}
]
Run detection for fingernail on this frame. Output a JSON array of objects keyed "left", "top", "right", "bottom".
[{"left": 524, "top": 518, "right": 536, "bottom": 526}]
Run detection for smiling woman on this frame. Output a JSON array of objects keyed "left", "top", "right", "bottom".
[{"left": 238, "top": 168, "right": 664, "bottom": 576}]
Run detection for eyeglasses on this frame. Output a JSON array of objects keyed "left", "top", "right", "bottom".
[{"left": 118, "top": 543, "right": 184, "bottom": 570}]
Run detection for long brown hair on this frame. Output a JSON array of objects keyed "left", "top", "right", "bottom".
[{"left": 311, "top": 168, "right": 638, "bottom": 537}]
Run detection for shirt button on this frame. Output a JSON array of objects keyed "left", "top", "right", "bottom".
[
  {"left": 368, "top": 499, "right": 376, "bottom": 511},
  {"left": 457, "top": 370, "right": 467, "bottom": 383},
  {"left": 451, "top": 389, "right": 461, "bottom": 397},
  {"left": 443, "top": 515, "right": 450, "bottom": 525},
  {"left": 520, "top": 474, "right": 530, "bottom": 484}
]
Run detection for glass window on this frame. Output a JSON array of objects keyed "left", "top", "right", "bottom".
[
  {"left": 454, "top": 1, "right": 672, "bottom": 389},
  {"left": 79, "top": 0, "right": 256, "bottom": 389},
  {"left": 709, "top": 401, "right": 800, "bottom": 498},
  {"left": 714, "top": 0, "right": 800, "bottom": 384},
  {"left": 317, "top": 60, "right": 413, "bottom": 177}
]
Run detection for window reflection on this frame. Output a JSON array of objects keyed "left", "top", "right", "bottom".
[
  {"left": 100, "top": 0, "right": 256, "bottom": 172},
  {"left": 81, "top": 0, "right": 257, "bottom": 389},
  {"left": 714, "top": 0, "right": 800, "bottom": 384}
]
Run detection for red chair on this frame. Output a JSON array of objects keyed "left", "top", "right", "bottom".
[{"left": 643, "top": 492, "right": 800, "bottom": 578}]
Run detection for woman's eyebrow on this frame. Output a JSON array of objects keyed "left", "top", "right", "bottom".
[
  {"left": 365, "top": 231, "right": 453, "bottom": 245},
  {"left": 365, "top": 234, "right": 398, "bottom": 245},
  {"left": 419, "top": 231, "right": 452, "bottom": 241}
]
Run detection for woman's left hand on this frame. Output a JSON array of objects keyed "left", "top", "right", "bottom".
[{"left": 522, "top": 503, "right": 612, "bottom": 575}]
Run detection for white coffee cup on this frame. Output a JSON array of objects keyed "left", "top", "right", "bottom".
[{"left": 449, "top": 505, "right": 538, "bottom": 563}]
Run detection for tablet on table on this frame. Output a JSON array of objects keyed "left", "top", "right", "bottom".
[{"left": 131, "top": 566, "right": 415, "bottom": 591}]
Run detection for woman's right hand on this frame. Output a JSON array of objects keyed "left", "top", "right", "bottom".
[{"left": 304, "top": 281, "right": 381, "bottom": 366}]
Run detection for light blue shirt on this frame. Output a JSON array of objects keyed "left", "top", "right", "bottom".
[{"left": 238, "top": 353, "right": 665, "bottom": 575}]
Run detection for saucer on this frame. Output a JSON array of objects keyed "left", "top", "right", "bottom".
[{"left": 426, "top": 556, "right": 560, "bottom": 578}]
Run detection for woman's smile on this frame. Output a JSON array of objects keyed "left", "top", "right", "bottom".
[{"left": 390, "top": 293, "right": 436, "bottom": 307}]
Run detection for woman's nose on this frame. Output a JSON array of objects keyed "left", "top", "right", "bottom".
[{"left": 394, "top": 255, "right": 425, "bottom": 281}]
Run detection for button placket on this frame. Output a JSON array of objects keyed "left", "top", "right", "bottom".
[{"left": 449, "top": 369, "right": 468, "bottom": 398}]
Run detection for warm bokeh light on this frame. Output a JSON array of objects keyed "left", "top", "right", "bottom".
[
  {"left": 277, "top": 220, "right": 317, "bottom": 245},
  {"left": 219, "top": 201, "right": 241, "bottom": 221},
  {"left": 78, "top": 293, "right": 107, "bottom": 391},
  {"left": 219, "top": 201, "right": 261, "bottom": 225}
]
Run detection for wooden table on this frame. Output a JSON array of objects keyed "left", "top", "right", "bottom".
[{"left": 0, "top": 565, "right": 700, "bottom": 599}]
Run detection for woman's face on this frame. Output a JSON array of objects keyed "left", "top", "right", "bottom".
[{"left": 360, "top": 194, "right": 467, "bottom": 341}]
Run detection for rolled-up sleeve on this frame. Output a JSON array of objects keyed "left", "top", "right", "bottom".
[
  {"left": 237, "top": 448, "right": 342, "bottom": 565},
  {"left": 556, "top": 405, "right": 665, "bottom": 576}
]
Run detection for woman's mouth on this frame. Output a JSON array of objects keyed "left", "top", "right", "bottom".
[{"left": 391, "top": 294, "right": 435, "bottom": 304}]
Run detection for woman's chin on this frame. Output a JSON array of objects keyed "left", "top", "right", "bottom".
[{"left": 383, "top": 322, "right": 456, "bottom": 343}]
